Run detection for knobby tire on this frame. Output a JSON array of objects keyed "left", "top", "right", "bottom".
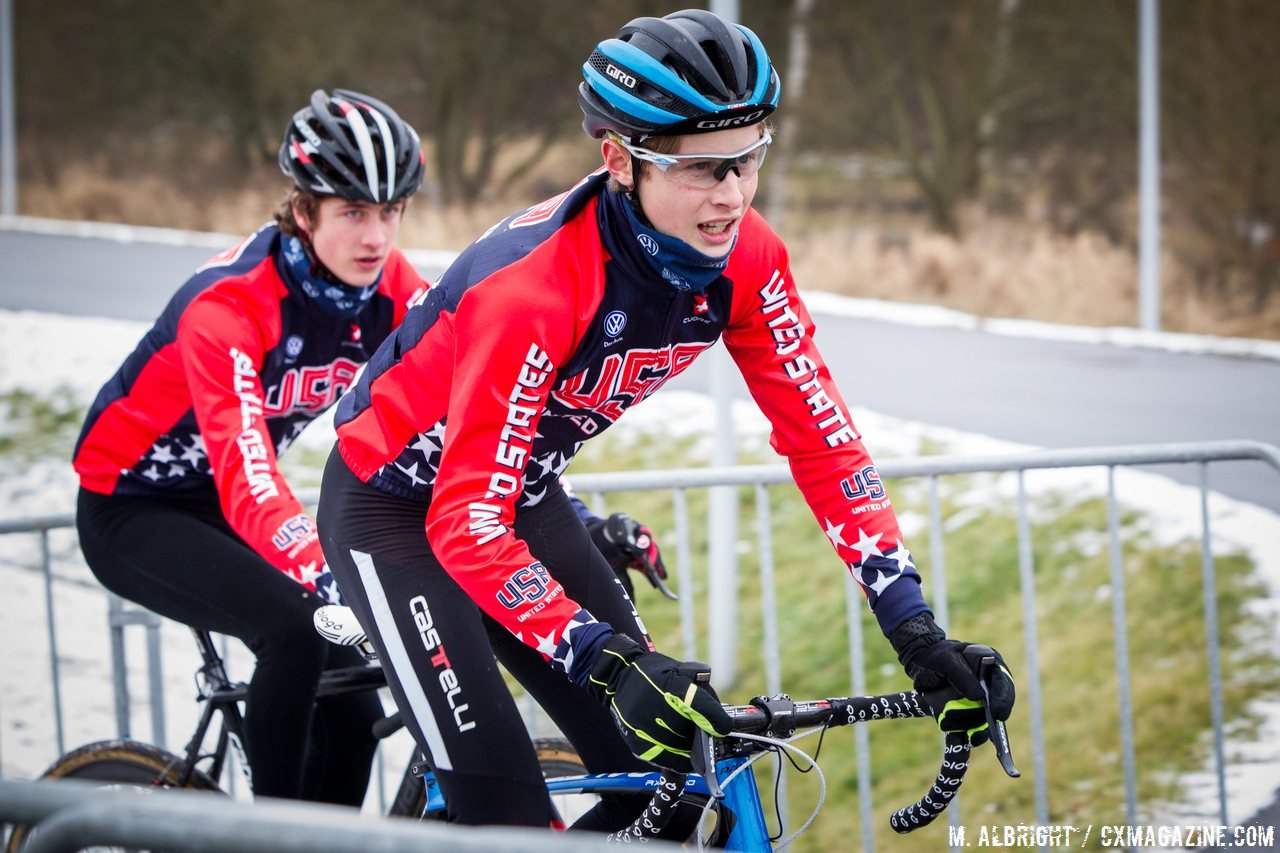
[{"left": 4, "top": 739, "right": 221, "bottom": 853}]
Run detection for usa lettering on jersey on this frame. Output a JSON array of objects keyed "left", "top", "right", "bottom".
[
  {"left": 552, "top": 342, "right": 711, "bottom": 423},
  {"left": 271, "top": 513, "right": 316, "bottom": 558},
  {"left": 263, "top": 358, "right": 362, "bottom": 416}
]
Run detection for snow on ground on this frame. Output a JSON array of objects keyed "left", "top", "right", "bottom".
[{"left": 1, "top": 305, "right": 1278, "bottom": 826}]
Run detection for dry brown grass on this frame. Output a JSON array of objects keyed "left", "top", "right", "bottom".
[
  {"left": 787, "top": 214, "right": 1280, "bottom": 338},
  {"left": 21, "top": 161, "right": 1280, "bottom": 340}
]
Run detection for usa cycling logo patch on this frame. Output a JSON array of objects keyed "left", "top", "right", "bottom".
[{"left": 604, "top": 310, "right": 627, "bottom": 338}]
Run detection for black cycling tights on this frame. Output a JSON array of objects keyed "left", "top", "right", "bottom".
[
  {"left": 76, "top": 488, "right": 383, "bottom": 805},
  {"left": 317, "top": 450, "right": 653, "bottom": 831}
]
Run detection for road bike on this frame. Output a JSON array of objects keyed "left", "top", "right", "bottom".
[
  {"left": 7, "top": 601, "right": 1017, "bottom": 851},
  {"left": 2, "top": 626, "right": 585, "bottom": 852},
  {"left": 314, "top": 605, "right": 1021, "bottom": 850}
]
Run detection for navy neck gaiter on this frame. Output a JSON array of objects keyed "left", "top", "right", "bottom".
[
  {"left": 279, "top": 234, "right": 380, "bottom": 317},
  {"left": 604, "top": 189, "right": 734, "bottom": 294}
]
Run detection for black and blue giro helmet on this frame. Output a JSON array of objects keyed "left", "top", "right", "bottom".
[{"left": 579, "top": 9, "right": 781, "bottom": 141}]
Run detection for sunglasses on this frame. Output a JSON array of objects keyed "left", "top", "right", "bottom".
[{"left": 616, "top": 130, "right": 772, "bottom": 189}]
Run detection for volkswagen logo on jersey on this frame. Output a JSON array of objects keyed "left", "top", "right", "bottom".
[
  {"left": 285, "top": 335, "right": 305, "bottom": 358},
  {"left": 604, "top": 310, "right": 628, "bottom": 338},
  {"left": 637, "top": 233, "right": 659, "bottom": 256}
]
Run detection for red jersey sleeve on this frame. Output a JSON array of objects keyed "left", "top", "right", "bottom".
[
  {"left": 722, "top": 214, "right": 928, "bottom": 634},
  {"left": 424, "top": 236, "right": 606, "bottom": 670},
  {"left": 176, "top": 291, "right": 326, "bottom": 586}
]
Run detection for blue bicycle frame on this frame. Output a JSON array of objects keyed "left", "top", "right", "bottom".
[
  {"left": 419, "top": 756, "right": 768, "bottom": 850},
  {"left": 543, "top": 756, "right": 770, "bottom": 850}
]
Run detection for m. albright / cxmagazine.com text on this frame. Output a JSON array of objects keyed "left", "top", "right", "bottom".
[{"left": 949, "top": 822, "right": 1275, "bottom": 848}]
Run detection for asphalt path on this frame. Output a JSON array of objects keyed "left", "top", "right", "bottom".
[{"left": 3, "top": 228, "right": 1280, "bottom": 510}]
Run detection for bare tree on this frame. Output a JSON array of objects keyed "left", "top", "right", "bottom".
[{"left": 829, "top": 0, "right": 1023, "bottom": 235}]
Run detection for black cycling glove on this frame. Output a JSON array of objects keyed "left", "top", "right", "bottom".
[
  {"left": 587, "top": 512, "right": 671, "bottom": 600},
  {"left": 889, "top": 613, "right": 1015, "bottom": 746},
  {"left": 587, "top": 633, "right": 731, "bottom": 772}
]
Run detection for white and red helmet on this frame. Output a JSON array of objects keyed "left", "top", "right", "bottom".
[{"left": 279, "top": 88, "right": 425, "bottom": 204}]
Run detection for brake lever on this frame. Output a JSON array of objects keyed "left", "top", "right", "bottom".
[
  {"left": 676, "top": 661, "right": 724, "bottom": 799},
  {"left": 644, "top": 564, "right": 679, "bottom": 600},
  {"left": 691, "top": 729, "right": 724, "bottom": 799},
  {"left": 976, "top": 653, "right": 1020, "bottom": 778}
]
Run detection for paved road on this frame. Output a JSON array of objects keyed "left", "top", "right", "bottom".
[{"left": 3, "top": 228, "right": 1280, "bottom": 510}]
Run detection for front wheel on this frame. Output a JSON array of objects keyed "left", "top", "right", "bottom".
[{"left": 4, "top": 739, "right": 222, "bottom": 853}]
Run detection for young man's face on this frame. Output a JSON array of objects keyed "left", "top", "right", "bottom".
[
  {"left": 604, "top": 124, "right": 764, "bottom": 258},
  {"left": 296, "top": 196, "right": 405, "bottom": 286}
]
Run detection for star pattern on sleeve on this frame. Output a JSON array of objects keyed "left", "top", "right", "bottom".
[
  {"left": 851, "top": 527, "right": 885, "bottom": 564},
  {"left": 823, "top": 517, "right": 848, "bottom": 549},
  {"left": 845, "top": 532, "right": 920, "bottom": 611},
  {"left": 889, "top": 542, "right": 915, "bottom": 573},
  {"left": 852, "top": 562, "right": 898, "bottom": 597},
  {"left": 534, "top": 630, "right": 558, "bottom": 659},
  {"left": 550, "top": 609, "right": 599, "bottom": 677},
  {"left": 296, "top": 559, "right": 325, "bottom": 586}
]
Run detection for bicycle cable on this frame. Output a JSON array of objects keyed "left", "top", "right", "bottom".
[{"left": 693, "top": 729, "right": 827, "bottom": 852}]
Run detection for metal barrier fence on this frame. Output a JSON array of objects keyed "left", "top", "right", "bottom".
[
  {"left": 0, "top": 777, "right": 680, "bottom": 853},
  {"left": 2, "top": 439, "right": 1278, "bottom": 851}
]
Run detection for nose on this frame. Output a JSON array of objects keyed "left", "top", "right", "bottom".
[
  {"left": 709, "top": 169, "right": 746, "bottom": 207},
  {"left": 361, "top": 217, "right": 391, "bottom": 249}
]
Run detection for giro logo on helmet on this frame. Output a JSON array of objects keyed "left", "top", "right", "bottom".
[
  {"left": 294, "top": 118, "right": 323, "bottom": 150},
  {"left": 606, "top": 64, "right": 638, "bottom": 89},
  {"left": 695, "top": 110, "right": 767, "bottom": 130}
]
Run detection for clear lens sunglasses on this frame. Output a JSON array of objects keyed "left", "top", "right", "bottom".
[{"left": 616, "top": 129, "right": 772, "bottom": 189}]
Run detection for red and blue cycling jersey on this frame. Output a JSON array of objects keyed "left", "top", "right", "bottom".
[
  {"left": 334, "top": 171, "right": 927, "bottom": 674},
  {"left": 73, "top": 223, "right": 428, "bottom": 584}
]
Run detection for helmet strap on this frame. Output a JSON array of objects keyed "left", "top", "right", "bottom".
[{"left": 624, "top": 160, "right": 656, "bottom": 229}]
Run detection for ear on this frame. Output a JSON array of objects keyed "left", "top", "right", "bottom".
[
  {"left": 602, "top": 137, "right": 634, "bottom": 191},
  {"left": 292, "top": 200, "right": 313, "bottom": 238}
]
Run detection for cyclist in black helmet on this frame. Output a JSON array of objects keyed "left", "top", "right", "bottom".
[
  {"left": 74, "top": 89, "right": 429, "bottom": 806},
  {"left": 315, "top": 9, "right": 1015, "bottom": 832}
]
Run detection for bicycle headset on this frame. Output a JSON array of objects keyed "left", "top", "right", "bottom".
[
  {"left": 578, "top": 8, "right": 781, "bottom": 142},
  {"left": 278, "top": 88, "right": 425, "bottom": 205}
]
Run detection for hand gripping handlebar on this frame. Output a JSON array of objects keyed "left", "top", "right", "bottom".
[{"left": 613, "top": 659, "right": 1019, "bottom": 841}]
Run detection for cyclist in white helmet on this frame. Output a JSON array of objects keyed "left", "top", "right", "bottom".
[{"left": 74, "top": 89, "right": 428, "bottom": 806}]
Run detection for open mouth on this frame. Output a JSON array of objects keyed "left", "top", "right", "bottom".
[{"left": 699, "top": 220, "right": 735, "bottom": 236}]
